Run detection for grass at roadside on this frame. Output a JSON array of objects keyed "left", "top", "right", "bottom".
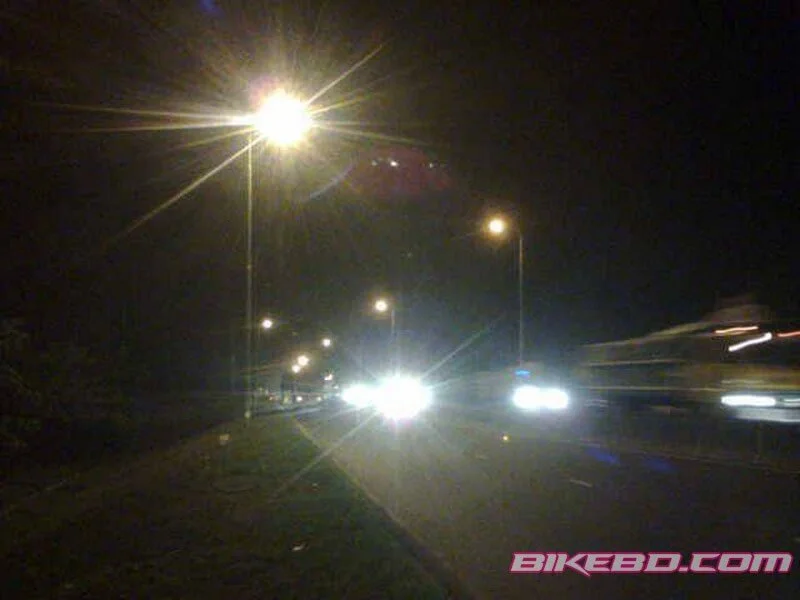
[{"left": 1, "top": 413, "right": 452, "bottom": 599}]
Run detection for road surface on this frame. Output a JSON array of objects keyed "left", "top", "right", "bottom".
[{"left": 296, "top": 401, "right": 800, "bottom": 599}]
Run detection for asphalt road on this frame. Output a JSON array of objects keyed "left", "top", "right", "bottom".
[{"left": 296, "top": 401, "right": 800, "bottom": 600}]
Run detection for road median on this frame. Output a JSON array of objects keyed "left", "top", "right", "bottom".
[{"left": 2, "top": 413, "right": 455, "bottom": 599}]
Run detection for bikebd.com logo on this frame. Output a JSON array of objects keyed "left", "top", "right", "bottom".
[{"left": 510, "top": 552, "right": 793, "bottom": 577}]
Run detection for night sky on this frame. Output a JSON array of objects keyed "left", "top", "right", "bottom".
[{"left": 2, "top": 1, "right": 797, "bottom": 388}]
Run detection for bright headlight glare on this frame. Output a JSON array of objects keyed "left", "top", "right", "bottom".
[
  {"left": 374, "top": 375, "right": 432, "bottom": 420},
  {"left": 512, "top": 385, "right": 569, "bottom": 410},
  {"left": 512, "top": 385, "right": 539, "bottom": 410},
  {"left": 721, "top": 394, "right": 776, "bottom": 408},
  {"left": 342, "top": 384, "right": 376, "bottom": 409}
]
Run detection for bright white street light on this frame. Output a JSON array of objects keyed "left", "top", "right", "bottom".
[
  {"left": 321, "top": 337, "right": 332, "bottom": 348},
  {"left": 251, "top": 90, "right": 313, "bottom": 146},
  {"left": 374, "top": 299, "right": 390, "bottom": 313},
  {"left": 291, "top": 364, "right": 302, "bottom": 374},
  {"left": 297, "top": 354, "right": 310, "bottom": 367},
  {"left": 261, "top": 318, "right": 274, "bottom": 330}
]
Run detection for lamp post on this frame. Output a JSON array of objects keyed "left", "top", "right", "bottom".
[
  {"left": 242, "top": 90, "right": 313, "bottom": 420},
  {"left": 486, "top": 216, "right": 525, "bottom": 366},
  {"left": 373, "top": 298, "right": 397, "bottom": 369},
  {"left": 245, "top": 132, "right": 254, "bottom": 418}
]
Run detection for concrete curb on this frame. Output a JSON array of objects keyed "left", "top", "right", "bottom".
[{"left": 293, "top": 419, "right": 479, "bottom": 600}]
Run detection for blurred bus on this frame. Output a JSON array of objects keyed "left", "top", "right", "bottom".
[{"left": 575, "top": 320, "right": 800, "bottom": 414}]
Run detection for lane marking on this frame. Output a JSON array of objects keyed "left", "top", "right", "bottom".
[{"left": 444, "top": 415, "right": 800, "bottom": 475}]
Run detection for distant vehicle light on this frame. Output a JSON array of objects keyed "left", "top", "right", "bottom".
[
  {"left": 721, "top": 394, "right": 777, "bottom": 408},
  {"left": 512, "top": 385, "right": 569, "bottom": 411},
  {"left": 374, "top": 375, "right": 432, "bottom": 420},
  {"left": 341, "top": 384, "right": 376, "bottom": 409}
]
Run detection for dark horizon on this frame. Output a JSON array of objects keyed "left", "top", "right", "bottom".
[{"left": 2, "top": 0, "right": 797, "bottom": 388}]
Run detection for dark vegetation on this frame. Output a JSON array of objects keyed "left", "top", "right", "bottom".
[{"left": 0, "top": 318, "right": 136, "bottom": 467}]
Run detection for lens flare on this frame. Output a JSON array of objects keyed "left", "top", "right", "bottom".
[{"left": 374, "top": 375, "right": 432, "bottom": 420}]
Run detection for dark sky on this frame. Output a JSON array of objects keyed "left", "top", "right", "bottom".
[{"left": 1, "top": 1, "right": 797, "bottom": 387}]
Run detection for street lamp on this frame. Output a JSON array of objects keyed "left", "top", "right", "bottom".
[
  {"left": 485, "top": 215, "right": 525, "bottom": 366},
  {"left": 261, "top": 317, "right": 275, "bottom": 330},
  {"left": 296, "top": 354, "right": 311, "bottom": 368},
  {"left": 373, "top": 297, "right": 397, "bottom": 368},
  {"left": 373, "top": 298, "right": 397, "bottom": 338},
  {"left": 291, "top": 364, "right": 302, "bottom": 374},
  {"left": 251, "top": 90, "right": 313, "bottom": 147},
  {"left": 487, "top": 217, "right": 507, "bottom": 236},
  {"left": 243, "top": 89, "right": 313, "bottom": 420},
  {"left": 321, "top": 337, "right": 332, "bottom": 348}
]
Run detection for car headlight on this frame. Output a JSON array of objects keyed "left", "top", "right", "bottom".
[
  {"left": 341, "top": 384, "right": 377, "bottom": 409},
  {"left": 374, "top": 375, "right": 433, "bottom": 420},
  {"left": 512, "top": 385, "right": 569, "bottom": 410},
  {"left": 721, "top": 394, "right": 776, "bottom": 408}
]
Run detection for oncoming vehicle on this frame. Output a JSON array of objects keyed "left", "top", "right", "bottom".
[
  {"left": 434, "top": 362, "right": 537, "bottom": 405},
  {"left": 438, "top": 361, "right": 571, "bottom": 409}
]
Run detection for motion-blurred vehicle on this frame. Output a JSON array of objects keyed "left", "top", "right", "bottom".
[{"left": 575, "top": 313, "right": 800, "bottom": 414}]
